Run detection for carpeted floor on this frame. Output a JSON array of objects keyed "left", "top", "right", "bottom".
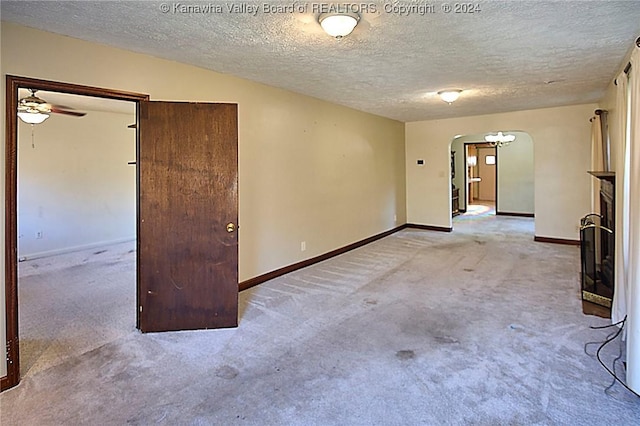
[{"left": 1, "top": 213, "right": 638, "bottom": 425}]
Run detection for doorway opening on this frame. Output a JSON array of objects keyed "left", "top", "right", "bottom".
[
  {"left": 450, "top": 131, "right": 535, "bottom": 224},
  {"left": 3, "top": 75, "right": 149, "bottom": 391},
  {"left": 464, "top": 142, "right": 496, "bottom": 215},
  {"left": 4, "top": 76, "right": 241, "bottom": 392},
  {"left": 17, "top": 89, "right": 137, "bottom": 378}
]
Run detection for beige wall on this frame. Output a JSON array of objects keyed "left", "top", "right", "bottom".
[
  {"left": 497, "top": 133, "right": 535, "bottom": 214},
  {"left": 406, "top": 104, "right": 597, "bottom": 238},
  {"left": 1, "top": 22, "right": 406, "bottom": 378},
  {"left": 18, "top": 109, "right": 136, "bottom": 259}
]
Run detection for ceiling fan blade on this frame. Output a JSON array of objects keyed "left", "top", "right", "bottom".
[{"left": 50, "top": 107, "right": 87, "bottom": 117}]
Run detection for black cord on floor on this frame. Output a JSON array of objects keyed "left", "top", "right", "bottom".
[
  {"left": 584, "top": 318, "right": 623, "bottom": 355},
  {"left": 604, "top": 326, "right": 626, "bottom": 395},
  {"left": 589, "top": 316, "right": 640, "bottom": 398},
  {"left": 584, "top": 317, "right": 628, "bottom": 356},
  {"left": 590, "top": 317, "right": 627, "bottom": 329}
]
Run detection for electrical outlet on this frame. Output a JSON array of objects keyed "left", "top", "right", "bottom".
[
  {"left": 36, "top": 230, "right": 43, "bottom": 239},
  {"left": 301, "top": 241, "right": 306, "bottom": 252}
]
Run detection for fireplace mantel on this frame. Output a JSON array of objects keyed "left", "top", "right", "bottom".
[{"left": 588, "top": 171, "right": 615, "bottom": 183}]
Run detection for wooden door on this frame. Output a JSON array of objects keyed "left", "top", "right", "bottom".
[
  {"left": 138, "top": 102, "right": 238, "bottom": 332},
  {"left": 477, "top": 147, "right": 496, "bottom": 201}
]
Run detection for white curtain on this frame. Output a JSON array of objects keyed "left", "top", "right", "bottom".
[
  {"left": 626, "top": 44, "right": 640, "bottom": 393},
  {"left": 612, "top": 74, "right": 628, "bottom": 324},
  {"left": 590, "top": 114, "right": 604, "bottom": 213}
]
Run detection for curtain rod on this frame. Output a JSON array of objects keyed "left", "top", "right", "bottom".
[
  {"left": 623, "top": 36, "right": 639, "bottom": 74},
  {"left": 615, "top": 63, "right": 631, "bottom": 85},
  {"left": 590, "top": 109, "right": 607, "bottom": 122},
  {"left": 614, "top": 36, "right": 638, "bottom": 85}
]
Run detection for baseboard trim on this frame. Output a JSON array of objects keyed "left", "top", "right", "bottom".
[
  {"left": 0, "top": 375, "right": 10, "bottom": 392},
  {"left": 239, "top": 225, "right": 407, "bottom": 291},
  {"left": 497, "top": 211, "right": 535, "bottom": 218},
  {"left": 534, "top": 236, "right": 580, "bottom": 246},
  {"left": 406, "top": 223, "right": 453, "bottom": 233}
]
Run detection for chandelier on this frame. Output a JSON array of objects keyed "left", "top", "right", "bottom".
[{"left": 484, "top": 132, "right": 515, "bottom": 147}]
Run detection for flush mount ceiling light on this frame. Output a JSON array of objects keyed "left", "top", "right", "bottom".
[
  {"left": 484, "top": 131, "right": 516, "bottom": 147},
  {"left": 319, "top": 12, "right": 359, "bottom": 39},
  {"left": 437, "top": 89, "right": 462, "bottom": 104}
]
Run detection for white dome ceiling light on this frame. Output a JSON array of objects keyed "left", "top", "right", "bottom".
[
  {"left": 319, "top": 12, "right": 359, "bottom": 39},
  {"left": 437, "top": 89, "right": 463, "bottom": 104}
]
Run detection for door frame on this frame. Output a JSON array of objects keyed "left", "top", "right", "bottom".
[
  {"left": 475, "top": 145, "right": 497, "bottom": 203},
  {"left": 462, "top": 142, "right": 498, "bottom": 212},
  {"left": 2, "top": 75, "right": 149, "bottom": 391}
]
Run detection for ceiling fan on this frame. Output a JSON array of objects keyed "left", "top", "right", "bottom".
[{"left": 17, "top": 89, "right": 87, "bottom": 124}]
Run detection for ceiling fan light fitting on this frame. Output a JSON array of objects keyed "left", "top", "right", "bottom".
[
  {"left": 18, "top": 111, "right": 50, "bottom": 124},
  {"left": 17, "top": 89, "right": 87, "bottom": 123},
  {"left": 19, "top": 90, "right": 51, "bottom": 112},
  {"left": 319, "top": 12, "right": 359, "bottom": 38}
]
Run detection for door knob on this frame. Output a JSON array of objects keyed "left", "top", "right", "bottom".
[{"left": 226, "top": 222, "right": 236, "bottom": 233}]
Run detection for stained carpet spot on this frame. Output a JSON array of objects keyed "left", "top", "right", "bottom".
[
  {"left": 396, "top": 350, "right": 415, "bottom": 361},
  {"left": 215, "top": 365, "right": 239, "bottom": 379},
  {"left": 434, "top": 335, "right": 459, "bottom": 344}
]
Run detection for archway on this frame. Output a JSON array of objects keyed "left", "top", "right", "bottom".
[{"left": 450, "top": 131, "right": 534, "bottom": 222}]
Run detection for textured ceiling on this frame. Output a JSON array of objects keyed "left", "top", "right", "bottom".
[{"left": 2, "top": 0, "right": 640, "bottom": 122}]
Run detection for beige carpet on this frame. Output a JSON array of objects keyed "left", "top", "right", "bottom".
[
  {"left": 17, "top": 241, "right": 137, "bottom": 378},
  {"left": 2, "top": 214, "right": 639, "bottom": 425}
]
